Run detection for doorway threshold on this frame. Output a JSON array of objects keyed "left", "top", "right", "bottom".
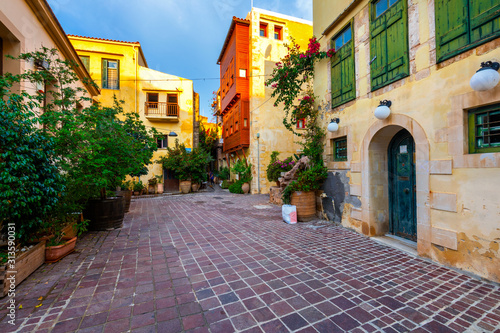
[{"left": 372, "top": 234, "right": 418, "bottom": 256}]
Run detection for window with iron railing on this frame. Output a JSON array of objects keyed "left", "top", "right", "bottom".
[
  {"left": 469, "top": 104, "right": 500, "bottom": 154},
  {"left": 332, "top": 137, "right": 348, "bottom": 161}
]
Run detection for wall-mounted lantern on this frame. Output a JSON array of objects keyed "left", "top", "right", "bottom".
[
  {"left": 374, "top": 100, "right": 392, "bottom": 120},
  {"left": 470, "top": 61, "right": 500, "bottom": 91},
  {"left": 327, "top": 118, "right": 340, "bottom": 132}
]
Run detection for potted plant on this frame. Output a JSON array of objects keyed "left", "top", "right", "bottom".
[
  {"left": 157, "top": 140, "right": 212, "bottom": 194},
  {"left": 148, "top": 176, "right": 157, "bottom": 194},
  {"left": 156, "top": 174, "right": 164, "bottom": 194},
  {"left": 230, "top": 159, "right": 253, "bottom": 194},
  {"left": 133, "top": 180, "right": 144, "bottom": 196}
]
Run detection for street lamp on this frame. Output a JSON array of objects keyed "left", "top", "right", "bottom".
[
  {"left": 327, "top": 118, "right": 340, "bottom": 132},
  {"left": 168, "top": 131, "right": 178, "bottom": 137}
]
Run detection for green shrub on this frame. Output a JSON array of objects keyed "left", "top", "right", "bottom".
[
  {"left": 229, "top": 180, "right": 245, "bottom": 194},
  {"left": 221, "top": 180, "right": 232, "bottom": 189},
  {"left": 219, "top": 166, "right": 230, "bottom": 180}
]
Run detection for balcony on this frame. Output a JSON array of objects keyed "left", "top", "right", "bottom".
[{"left": 144, "top": 102, "right": 179, "bottom": 122}]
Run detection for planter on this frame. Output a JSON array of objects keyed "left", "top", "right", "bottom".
[
  {"left": 45, "top": 237, "right": 77, "bottom": 263},
  {"left": 157, "top": 183, "right": 164, "bottom": 194},
  {"left": 148, "top": 184, "right": 156, "bottom": 194},
  {"left": 191, "top": 183, "right": 200, "bottom": 192},
  {"left": 83, "top": 196, "right": 125, "bottom": 231},
  {"left": 61, "top": 221, "right": 77, "bottom": 239},
  {"left": 180, "top": 180, "right": 191, "bottom": 194},
  {"left": 290, "top": 191, "right": 316, "bottom": 222},
  {"left": 242, "top": 182, "right": 250, "bottom": 194},
  {"left": 115, "top": 190, "right": 132, "bottom": 212},
  {"left": 0, "top": 241, "right": 46, "bottom": 297}
]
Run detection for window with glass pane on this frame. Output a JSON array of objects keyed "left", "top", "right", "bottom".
[
  {"left": 469, "top": 104, "right": 500, "bottom": 154},
  {"left": 331, "top": 22, "right": 355, "bottom": 108},
  {"left": 102, "top": 59, "right": 119, "bottom": 90},
  {"left": 157, "top": 135, "right": 168, "bottom": 149},
  {"left": 332, "top": 137, "right": 348, "bottom": 161},
  {"left": 260, "top": 23, "right": 268, "bottom": 37},
  {"left": 79, "top": 55, "right": 90, "bottom": 72}
]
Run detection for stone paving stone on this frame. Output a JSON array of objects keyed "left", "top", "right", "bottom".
[{"left": 1, "top": 192, "right": 500, "bottom": 332}]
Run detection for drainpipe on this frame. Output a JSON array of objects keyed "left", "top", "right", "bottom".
[
  {"left": 133, "top": 45, "right": 138, "bottom": 114},
  {"left": 257, "top": 132, "right": 260, "bottom": 193}
]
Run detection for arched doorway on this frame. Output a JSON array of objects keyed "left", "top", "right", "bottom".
[
  {"left": 360, "top": 114, "right": 431, "bottom": 254},
  {"left": 388, "top": 129, "right": 417, "bottom": 241}
]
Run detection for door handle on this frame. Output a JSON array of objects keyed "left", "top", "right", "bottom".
[{"left": 404, "top": 188, "right": 410, "bottom": 194}]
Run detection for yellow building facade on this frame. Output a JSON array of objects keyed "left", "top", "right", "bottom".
[
  {"left": 68, "top": 36, "right": 196, "bottom": 188},
  {"left": 314, "top": 0, "right": 500, "bottom": 282},
  {"left": 218, "top": 8, "right": 313, "bottom": 194}
]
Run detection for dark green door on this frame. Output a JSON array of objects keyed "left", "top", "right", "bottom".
[{"left": 388, "top": 129, "right": 416, "bottom": 241}]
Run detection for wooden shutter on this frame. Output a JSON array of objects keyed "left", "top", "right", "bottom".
[
  {"left": 469, "top": 0, "right": 500, "bottom": 44},
  {"left": 435, "top": 0, "right": 469, "bottom": 62},
  {"left": 370, "top": 0, "right": 409, "bottom": 91},
  {"left": 102, "top": 59, "right": 108, "bottom": 89},
  {"left": 331, "top": 28, "right": 355, "bottom": 108}
]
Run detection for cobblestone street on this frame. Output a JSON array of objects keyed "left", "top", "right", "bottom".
[{"left": 1, "top": 191, "right": 499, "bottom": 332}]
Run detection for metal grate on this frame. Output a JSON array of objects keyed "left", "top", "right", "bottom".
[
  {"left": 475, "top": 110, "right": 500, "bottom": 148},
  {"left": 333, "top": 137, "right": 347, "bottom": 161}
]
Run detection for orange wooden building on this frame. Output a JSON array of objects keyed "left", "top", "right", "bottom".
[{"left": 217, "top": 17, "right": 251, "bottom": 155}]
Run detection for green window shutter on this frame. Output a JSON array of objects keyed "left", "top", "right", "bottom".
[
  {"left": 435, "top": 0, "right": 469, "bottom": 62},
  {"left": 370, "top": 0, "right": 409, "bottom": 91},
  {"left": 331, "top": 24, "right": 355, "bottom": 108},
  {"left": 116, "top": 60, "right": 120, "bottom": 90},
  {"left": 469, "top": 0, "right": 500, "bottom": 44},
  {"left": 102, "top": 59, "right": 108, "bottom": 89}
]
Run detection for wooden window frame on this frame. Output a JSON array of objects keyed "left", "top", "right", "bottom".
[
  {"left": 369, "top": 0, "right": 409, "bottom": 91},
  {"left": 274, "top": 26, "right": 283, "bottom": 40},
  {"left": 79, "top": 55, "right": 90, "bottom": 72},
  {"left": 332, "top": 136, "right": 348, "bottom": 161},
  {"left": 260, "top": 23, "right": 268, "bottom": 38},
  {"left": 468, "top": 104, "right": 500, "bottom": 154},
  {"left": 102, "top": 59, "right": 120, "bottom": 90},
  {"left": 435, "top": 0, "right": 500, "bottom": 63},
  {"left": 331, "top": 21, "right": 356, "bottom": 108},
  {"left": 157, "top": 135, "right": 168, "bottom": 149},
  {"left": 296, "top": 118, "right": 306, "bottom": 129}
]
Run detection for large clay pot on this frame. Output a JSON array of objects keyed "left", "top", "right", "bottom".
[
  {"left": 242, "top": 182, "right": 250, "bottom": 194},
  {"left": 180, "top": 180, "right": 191, "bottom": 194},
  {"left": 191, "top": 183, "right": 200, "bottom": 192},
  {"left": 290, "top": 191, "right": 316, "bottom": 222},
  {"left": 83, "top": 196, "right": 125, "bottom": 231},
  {"left": 157, "top": 183, "right": 164, "bottom": 194}
]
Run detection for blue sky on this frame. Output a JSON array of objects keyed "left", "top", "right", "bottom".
[{"left": 47, "top": 0, "right": 312, "bottom": 120}]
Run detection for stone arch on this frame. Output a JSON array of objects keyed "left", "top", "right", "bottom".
[{"left": 359, "top": 114, "right": 431, "bottom": 254}]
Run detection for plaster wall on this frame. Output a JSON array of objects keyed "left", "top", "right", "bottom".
[
  {"left": 0, "top": 0, "right": 93, "bottom": 102},
  {"left": 69, "top": 37, "right": 195, "bottom": 186},
  {"left": 245, "top": 9, "right": 313, "bottom": 194},
  {"left": 314, "top": 0, "right": 500, "bottom": 281}
]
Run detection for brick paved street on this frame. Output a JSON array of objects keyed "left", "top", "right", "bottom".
[{"left": 1, "top": 191, "right": 500, "bottom": 332}]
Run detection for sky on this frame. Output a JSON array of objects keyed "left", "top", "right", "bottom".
[{"left": 47, "top": 0, "right": 313, "bottom": 121}]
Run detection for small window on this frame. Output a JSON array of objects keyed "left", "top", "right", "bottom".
[
  {"left": 274, "top": 26, "right": 283, "bottom": 40},
  {"left": 296, "top": 118, "right": 306, "bottom": 129},
  {"left": 374, "top": 0, "right": 398, "bottom": 17},
  {"left": 332, "top": 137, "right": 348, "bottom": 161},
  {"left": 102, "top": 59, "right": 119, "bottom": 90},
  {"left": 235, "top": 121, "right": 239, "bottom": 132},
  {"left": 260, "top": 23, "right": 268, "bottom": 37},
  {"left": 79, "top": 55, "right": 90, "bottom": 72},
  {"left": 239, "top": 69, "right": 247, "bottom": 78},
  {"left": 157, "top": 135, "right": 168, "bottom": 149},
  {"left": 469, "top": 104, "right": 500, "bottom": 154},
  {"left": 333, "top": 26, "right": 352, "bottom": 51},
  {"left": 244, "top": 118, "right": 248, "bottom": 127},
  {"left": 147, "top": 93, "right": 159, "bottom": 103},
  {"left": 230, "top": 126, "right": 233, "bottom": 134}
]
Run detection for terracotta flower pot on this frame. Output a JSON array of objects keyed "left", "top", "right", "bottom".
[
  {"left": 180, "top": 180, "right": 191, "bottom": 194},
  {"left": 157, "top": 183, "right": 164, "bottom": 194},
  {"left": 191, "top": 183, "right": 200, "bottom": 192},
  {"left": 242, "top": 182, "right": 250, "bottom": 194},
  {"left": 45, "top": 237, "right": 77, "bottom": 263}
]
